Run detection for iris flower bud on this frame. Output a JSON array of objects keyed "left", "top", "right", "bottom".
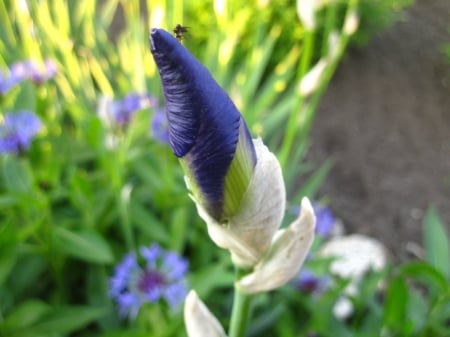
[
  {"left": 150, "top": 29, "right": 256, "bottom": 223},
  {"left": 150, "top": 29, "right": 315, "bottom": 281}
]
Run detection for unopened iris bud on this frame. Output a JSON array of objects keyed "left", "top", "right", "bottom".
[
  {"left": 150, "top": 28, "right": 256, "bottom": 222},
  {"left": 149, "top": 29, "right": 311, "bottom": 274}
]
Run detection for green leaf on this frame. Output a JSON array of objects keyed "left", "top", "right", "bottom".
[
  {"left": 190, "top": 260, "right": 234, "bottom": 299},
  {"left": 26, "top": 306, "right": 107, "bottom": 336},
  {"left": 169, "top": 206, "right": 190, "bottom": 252},
  {"left": 297, "top": 159, "right": 334, "bottom": 200},
  {"left": 130, "top": 201, "right": 169, "bottom": 244},
  {"left": 423, "top": 206, "right": 450, "bottom": 279},
  {"left": 13, "top": 81, "right": 36, "bottom": 112},
  {"left": 53, "top": 227, "right": 114, "bottom": 264},
  {"left": 3, "top": 300, "right": 50, "bottom": 333},
  {"left": 398, "top": 261, "right": 448, "bottom": 294},
  {"left": 383, "top": 276, "right": 408, "bottom": 330},
  {"left": 406, "top": 290, "right": 427, "bottom": 334},
  {"left": 2, "top": 156, "right": 33, "bottom": 193},
  {"left": 0, "top": 222, "right": 18, "bottom": 286}
]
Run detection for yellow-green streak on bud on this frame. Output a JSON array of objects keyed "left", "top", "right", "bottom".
[{"left": 223, "top": 122, "right": 255, "bottom": 219}]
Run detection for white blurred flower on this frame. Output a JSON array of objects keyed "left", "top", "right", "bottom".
[
  {"left": 296, "top": 0, "right": 329, "bottom": 30},
  {"left": 333, "top": 296, "right": 354, "bottom": 320},
  {"left": 298, "top": 58, "right": 328, "bottom": 97},
  {"left": 344, "top": 11, "right": 359, "bottom": 35},
  {"left": 297, "top": 0, "right": 318, "bottom": 30},
  {"left": 319, "top": 234, "right": 389, "bottom": 319},
  {"left": 184, "top": 291, "right": 228, "bottom": 337}
]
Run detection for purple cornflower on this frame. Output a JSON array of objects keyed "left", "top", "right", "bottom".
[
  {"left": 0, "top": 70, "right": 18, "bottom": 95},
  {"left": 312, "top": 203, "right": 334, "bottom": 238},
  {"left": 99, "top": 93, "right": 156, "bottom": 127},
  {"left": 150, "top": 108, "right": 170, "bottom": 144},
  {"left": 109, "top": 243, "right": 189, "bottom": 319},
  {"left": 27, "top": 59, "right": 57, "bottom": 83},
  {"left": 0, "top": 111, "right": 42, "bottom": 154},
  {"left": 292, "top": 269, "right": 330, "bottom": 295},
  {"left": 0, "top": 59, "right": 57, "bottom": 95}
]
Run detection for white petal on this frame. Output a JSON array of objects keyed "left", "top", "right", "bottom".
[
  {"left": 297, "top": 0, "right": 317, "bottom": 30},
  {"left": 343, "top": 11, "right": 359, "bottom": 36},
  {"left": 197, "top": 139, "right": 286, "bottom": 268},
  {"left": 319, "top": 234, "right": 388, "bottom": 280},
  {"left": 236, "top": 198, "right": 316, "bottom": 293},
  {"left": 333, "top": 296, "right": 354, "bottom": 320},
  {"left": 184, "top": 291, "right": 228, "bottom": 337},
  {"left": 298, "top": 59, "right": 328, "bottom": 97}
]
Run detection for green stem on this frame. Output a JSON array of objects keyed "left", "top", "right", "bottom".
[
  {"left": 302, "top": 0, "right": 359, "bottom": 142},
  {"left": 228, "top": 268, "right": 253, "bottom": 337},
  {"left": 279, "top": 29, "right": 315, "bottom": 169},
  {"left": 321, "top": 1, "right": 338, "bottom": 56}
]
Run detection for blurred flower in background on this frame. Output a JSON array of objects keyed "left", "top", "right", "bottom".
[
  {"left": 0, "top": 59, "right": 57, "bottom": 95},
  {"left": 11, "top": 59, "right": 58, "bottom": 84},
  {"left": 292, "top": 268, "right": 330, "bottom": 295},
  {"left": 150, "top": 107, "right": 170, "bottom": 144},
  {"left": 0, "top": 111, "right": 42, "bottom": 154},
  {"left": 312, "top": 202, "right": 335, "bottom": 238},
  {"left": 109, "top": 243, "right": 189, "bottom": 319},
  {"left": 0, "top": 69, "right": 18, "bottom": 95},
  {"left": 98, "top": 92, "right": 156, "bottom": 128}
]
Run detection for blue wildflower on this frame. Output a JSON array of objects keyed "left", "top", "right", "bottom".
[
  {"left": 293, "top": 269, "right": 330, "bottom": 295},
  {"left": 150, "top": 28, "right": 257, "bottom": 221},
  {"left": 0, "top": 71, "right": 17, "bottom": 95},
  {"left": 312, "top": 203, "right": 334, "bottom": 238},
  {"left": 10, "top": 59, "right": 57, "bottom": 84},
  {"left": 103, "top": 93, "right": 156, "bottom": 126},
  {"left": 0, "top": 111, "right": 42, "bottom": 154},
  {"left": 27, "top": 59, "right": 57, "bottom": 84},
  {"left": 151, "top": 108, "right": 170, "bottom": 144},
  {"left": 0, "top": 59, "right": 57, "bottom": 95},
  {"left": 109, "top": 243, "right": 189, "bottom": 319}
]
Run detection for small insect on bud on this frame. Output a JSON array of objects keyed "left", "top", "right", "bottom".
[{"left": 173, "top": 24, "right": 189, "bottom": 43}]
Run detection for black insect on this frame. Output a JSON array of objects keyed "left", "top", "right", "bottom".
[{"left": 173, "top": 24, "right": 189, "bottom": 42}]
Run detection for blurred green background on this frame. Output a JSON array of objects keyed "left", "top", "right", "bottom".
[{"left": 1, "top": 1, "right": 449, "bottom": 336}]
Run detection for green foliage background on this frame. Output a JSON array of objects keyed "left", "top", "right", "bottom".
[{"left": 1, "top": 1, "right": 449, "bottom": 337}]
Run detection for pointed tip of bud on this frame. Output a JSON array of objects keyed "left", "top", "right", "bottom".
[{"left": 150, "top": 28, "right": 256, "bottom": 221}]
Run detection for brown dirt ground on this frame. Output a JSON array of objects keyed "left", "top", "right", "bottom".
[{"left": 308, "top": 0, "right": 450, "bottom": 260}]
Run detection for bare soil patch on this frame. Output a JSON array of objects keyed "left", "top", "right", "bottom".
[{"left": 308, "top": 0, "right": 450, "bottom": 259}]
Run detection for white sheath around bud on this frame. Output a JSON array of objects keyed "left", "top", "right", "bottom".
[
  {"left": 184, "top": 291, "right": 228, "bottom": 337},
  {"left": 195, "top": 138, "right": 286, "bottom": 268},
  {"left": 236, "top": 197, "right": 316, "bottom": 293}
]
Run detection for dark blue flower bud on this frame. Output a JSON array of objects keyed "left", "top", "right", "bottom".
[{"left": 150, "top": 28, "right": 256, "bottom": 221}]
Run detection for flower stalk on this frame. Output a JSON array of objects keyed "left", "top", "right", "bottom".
[{"left": 229, "top": 268, "right": 253, "bottom": 337}]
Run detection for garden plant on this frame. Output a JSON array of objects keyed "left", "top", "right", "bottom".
[{"left": 0, "top": 1, "right": 449, "bottom": 337}]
